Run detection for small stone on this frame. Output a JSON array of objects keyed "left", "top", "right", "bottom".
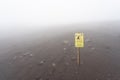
[
  {"left": 91, "top": 47, "right": 95, "bottom": 50},
  {"left": 38, "top": 61, "right": 44, "bottom": 65},
  {"left": 63, "top": 40, "right": 69, "bottom": 44},
  {"left": 29, "top": 54, "right": 33, "bottom": 57},
  {"left": 23, "top": 52, "right": 30, "bottom": 56},
  {"left": 40, "top": 61, "right": 44, "bottom": 64},
  {"left": 64, "top": 48, "right": 66, "bottom": 50},
  {"left": 85, "top": 39, "right": 91, "bottom": 42},
  {"left": 52, "top": 63, "right": 56, "bottom": 67}
]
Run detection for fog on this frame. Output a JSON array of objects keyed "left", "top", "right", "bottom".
[
  {"left": 0, "top": 0, "right": 120, "bottom": 39},
  {"left": 1, "top": 1, "right": 120, "bottom": 80}
]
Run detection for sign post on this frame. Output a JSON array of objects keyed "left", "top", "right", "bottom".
[{"left": 75, "top": 33, "right": 84, "bottom": 65}]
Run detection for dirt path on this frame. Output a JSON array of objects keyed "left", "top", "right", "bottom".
[{"left": 0, "top": 26, "right": 120, "bottom": 80}]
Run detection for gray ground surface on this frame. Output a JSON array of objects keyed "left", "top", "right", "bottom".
[{"left": 0, "top": 24, "right": 120, "bottom": 80}]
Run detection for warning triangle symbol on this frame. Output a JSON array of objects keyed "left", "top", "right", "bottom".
[{"left": 77, "top": 36, "right": 80, "bottom": 40}]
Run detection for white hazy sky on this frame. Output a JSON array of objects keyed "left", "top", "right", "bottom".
[{"left": 0, "top": 0, "right": 120, "bottom": 26}]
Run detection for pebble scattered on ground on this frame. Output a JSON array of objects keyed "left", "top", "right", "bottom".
[
  {"left": 64, "top": 48, "right": 66, "bottom": 50},
  {"left": 52, "top": 63, "right": 56, "bottom": 67},
  {"left": 29, "top": 54, "right": 33, "bottom": 57},
  {"left": 85, "top": 39, "right": 91, "bottom": 42},
  {"left": 23, "top": 52, "right": 30, "bottom": 56},
  {"left": 63, "top": 40, "right": 69, "bottom": 44},
  {"left": 91, "top": 47, "right": 95, "bottom": 50},
  {"left": 38, "top": 61, "right": 45, "bottom": 65}
]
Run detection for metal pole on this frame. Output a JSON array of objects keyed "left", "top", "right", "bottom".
[{"left": 77, "top": 47, "right": 80, "bottom": 65}]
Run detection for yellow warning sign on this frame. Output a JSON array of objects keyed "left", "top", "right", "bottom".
[{"left": 75, "top": 33, "right": 84, "bottom": 47}]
